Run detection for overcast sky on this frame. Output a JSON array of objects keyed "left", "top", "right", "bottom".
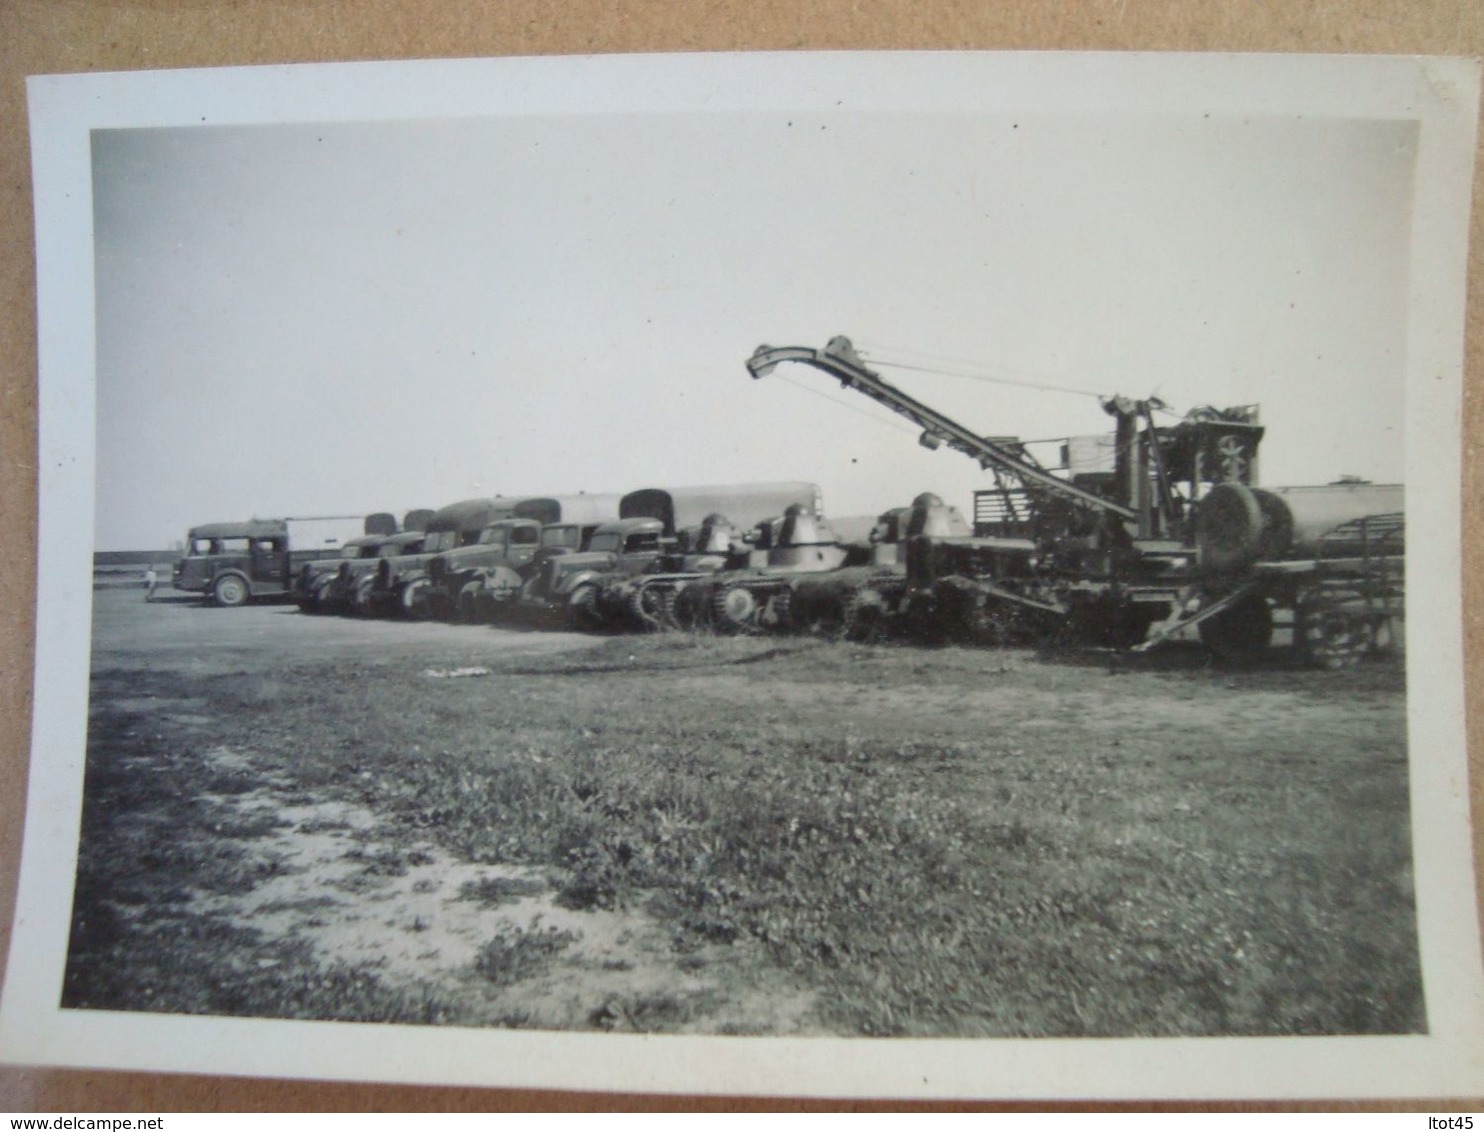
[{"left": 91, "top": 109, "right": 1416, "bottom": 550}]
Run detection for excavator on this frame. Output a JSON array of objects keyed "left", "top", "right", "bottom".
[{"left": 747, "top": 336, "right": 1403, "bottom": 665}]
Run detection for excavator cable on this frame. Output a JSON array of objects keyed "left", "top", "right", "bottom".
[
  {"left": 855, "top": 340, "right": 1200, "bottom": 421},
  {"left": 773, "top": 373, "right": 924, "bottom": 439},
  {"left": 863, "top": 356, "right": 1112, "bottom": 400}
]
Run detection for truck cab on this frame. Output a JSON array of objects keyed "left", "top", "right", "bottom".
[
  {"left": 519, "top": 518, "right": 670, "bottom": 626},
  {"left": 424, "top": 518, "right": 544, "bottom": 619},
  {"left": 460, "top": 520, "right": 603, "bottom": 621},
  {"left": 295, "top": 535, "right": 387, "bottom": 612},
  {"left": 330, "top": 531, "right": 427, "bottom": 615},
  {"left": 367, "top": 498, "right": 509, "bottom": 618},
  {"left": 173, "top": 517, "right": 366, "bottom": 607}
]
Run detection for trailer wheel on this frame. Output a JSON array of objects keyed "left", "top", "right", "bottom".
[
  {"left": 1299, "top": 603, "right": 1375, "bottom": 670},
  {"left": 212, "top": 574, "right": 250, "bottom": 608},
  {"left": 1197, "top": 594, "right": 1273, "bottom": 663}
]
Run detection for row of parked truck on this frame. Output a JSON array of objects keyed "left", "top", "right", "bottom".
[{"left": 170, "top": 336, "right": 1407, "bottom": 666}]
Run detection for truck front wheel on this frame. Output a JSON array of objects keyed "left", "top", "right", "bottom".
[
  {"left": 212, "top": 574, "right": 251, "bottom": 608},
  {"left": 566, "top": 583, "right": 602, "bottom": 631}
]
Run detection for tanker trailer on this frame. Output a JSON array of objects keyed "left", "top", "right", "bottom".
[{"left": 1137, "top": 480, "right": 1404, "bottom": 666}]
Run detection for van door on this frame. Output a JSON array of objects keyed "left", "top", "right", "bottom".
[{"left": 251, "top": 537, "right": 287, "bottom": 589}]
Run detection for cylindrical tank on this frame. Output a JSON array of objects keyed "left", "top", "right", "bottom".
[{"left": 1264, "top": 484, "right": 1404, "bottom": 552}]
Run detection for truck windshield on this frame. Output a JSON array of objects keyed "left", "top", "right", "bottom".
[
  {"left": 624, "top": 533, "right": 662, "bottom": 553},
  {"left": 477, "top": 527, "right": 507, "bottom": 547},
  {"left": 543, "top": 526, "right": 579, "bottom": 550},
  {"left": 588, "top": 532, "right": 622, "bottom": 553}
]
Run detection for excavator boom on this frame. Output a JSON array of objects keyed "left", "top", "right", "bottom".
[{"left": 748, "top": 336, "right": 1137, "bottom": 521}]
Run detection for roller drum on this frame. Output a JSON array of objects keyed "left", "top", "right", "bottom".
[{"left": 1196, "top": 483, "right": 1295, "bottom": 572}]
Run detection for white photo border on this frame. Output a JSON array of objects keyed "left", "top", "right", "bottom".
[{"left": 4, "top": 51, "right": 1481, "bottom": 1099}]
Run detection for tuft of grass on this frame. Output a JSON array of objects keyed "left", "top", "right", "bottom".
[
  {"left": 456, "top": 875, "right": 546, "bottom": 907},
  {"left": 474, "top": 918, "right": 580, "bottom": 985}
]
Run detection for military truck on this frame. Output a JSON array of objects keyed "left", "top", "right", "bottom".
[
  {"left": 294, "top": 509, "right": 434, "bottom": 613},
  {"left": 365, "top": 498, "right": 515, "bottom": 618},
  {"left": 476, "top": 517, "right": 670, "bottom": 628},
  {"left": 456, "top": 519, "right": 603, "bottom": 622},
  {"left": 173, "top": 513, "right": 397, "bottom": 607},
  {"left": 324, "top": 530, "right": 430, "bottom": 616},
  {"left": 295, "top": 535, "right": 389, "bottom": 613},
  {"left": 421, "top": 494, "right": 619, "bottom": 620}
]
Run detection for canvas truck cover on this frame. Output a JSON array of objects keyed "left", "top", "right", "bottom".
[
  {"left": 510, "top": 494, "right": 622, "bottom": 527},
  {"left": 619, "top": 482, "right": 823, "bottom": 536},
  {"left": 423, "top": 498, "right": 511, "bottom": 535}
]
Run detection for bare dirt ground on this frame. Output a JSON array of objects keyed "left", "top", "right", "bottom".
[{"left": 63, "top": 585, "right": 1419, "bottom": 1037}]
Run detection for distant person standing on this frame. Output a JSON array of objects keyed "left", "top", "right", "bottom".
[{"left": 144, "top": 566, "right": 158, "bottom": 602}]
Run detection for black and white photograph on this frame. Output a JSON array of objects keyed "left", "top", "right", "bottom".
[{"left": 3, "top": 51, "right": 1481, "bottom": 1099}]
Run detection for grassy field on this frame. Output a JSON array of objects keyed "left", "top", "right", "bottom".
[{"left": 65, "top": 595, "right": 1420, "bottom": 1037}]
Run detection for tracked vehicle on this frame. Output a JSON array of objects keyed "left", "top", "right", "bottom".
[
  {"left": 665, "top": 503, "right": 851, "bottom": 634},
  {"left": 577, "top": 483, "right": 824, "bottom": 630},
  {"left": 591, "top": 511, "right": 745, "bottom": 630}
]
